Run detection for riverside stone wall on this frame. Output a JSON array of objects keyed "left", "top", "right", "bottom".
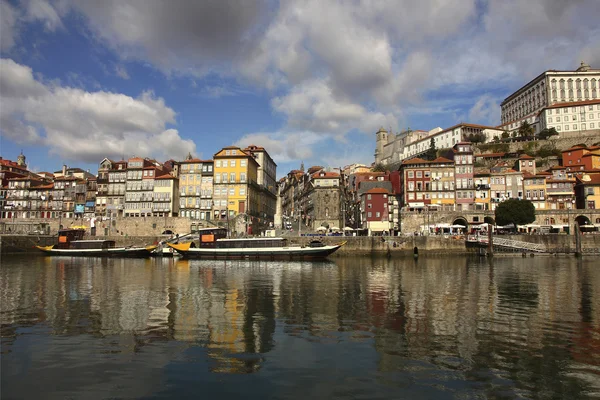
[{"left": 3, "top": 233, "right": 599, "bottom": 257}]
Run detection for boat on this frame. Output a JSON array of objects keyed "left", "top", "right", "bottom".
[
  {"left": 167, "top": 227, "right": 345, "bottom": 260},
  {"left": 35, "top": 228, "right": 157, "bottom": 257}
]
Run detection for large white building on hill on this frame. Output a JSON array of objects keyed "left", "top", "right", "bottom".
[
  {"left": 500, "top": 62, "right": 600, "bottom": 134},
  {"left": 375, "top": 123, "right": 503, "bottom": 167}
]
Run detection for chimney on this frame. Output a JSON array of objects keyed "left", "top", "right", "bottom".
[{"left": 62, "top": 165, "right": 67, "bottom": 176}]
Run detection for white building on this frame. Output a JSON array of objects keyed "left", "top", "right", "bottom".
[
  {"left": 500, "top": 62, "right": 600, "bottom": 134},
  {"left": 375, "top": 123, "right": 503, "bottom": 166},
  {"left": 538, "top": 99, "right": 600, "bottom": 135}
]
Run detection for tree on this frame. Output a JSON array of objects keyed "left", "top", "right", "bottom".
[
  {"left": 518, "top": 121, "right": 534, "bottom": 138},
  {"left": 467, "top": 132, "right": 487, "bottom": 144},
  {"left": 501, "top": 130, "right": 510, "bottom": 140},
  {"left": 495, "top": 199, "right": 536, "bottom": 228},
  {"left": 424, "top": 137, "right": 437, "bottom": 160},
  {"left": 372, "top": 163, "right": 390, "bottom": 172},
  {"left": 538, "top": 127, "right": 559, "bottom": 140}
]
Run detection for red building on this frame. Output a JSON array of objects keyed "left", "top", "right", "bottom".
[{"left": 360, "top": 188, "right": 392, "bottom": 234}]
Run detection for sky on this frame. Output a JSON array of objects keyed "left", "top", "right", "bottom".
[{"left": 1, "top": 0, "right": 599, "bottom": 177}]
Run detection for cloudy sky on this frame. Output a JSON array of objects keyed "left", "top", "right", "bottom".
[{"left": 1, "top": 0, "right": 599, "bottom": 176}]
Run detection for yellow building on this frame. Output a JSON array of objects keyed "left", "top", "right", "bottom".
[
  {"left": 213, "top": 146, "right": 259, "bottom": 220},
  {"left": 522, "top": 172, "right": 547, "bottom": 210}
]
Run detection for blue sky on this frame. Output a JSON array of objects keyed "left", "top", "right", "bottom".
[{"left": 1, "top": 0, "right": 599, "bottom": 177}]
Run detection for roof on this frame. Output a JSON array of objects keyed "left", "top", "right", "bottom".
[
  {"left": 545, "top": 99, "right": 600, "bottom": 110},
  {"left": 179, "top": 158, "right": 212, "bottom": 163},
  {"left": 519, "top": 154, "right": 535, "bottom": 159},
  {"left": 576, "top": 175, "right": 600, "bottom": 185},
  {"left": 311, "top": 171, "right": 340, "bottom": 179},
  {"left": 357, "top": 181, "right": 393, "bottom": 195},
  {"left": 363, "top": 188, "right": 391, "bottom": 195},
  {"left": 155, "top": 174, "right": 175, "bottom": 180}
]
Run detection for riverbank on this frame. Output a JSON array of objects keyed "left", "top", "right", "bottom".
[{"left": 2, "top": 233, "right": 600, "bottom": 256}]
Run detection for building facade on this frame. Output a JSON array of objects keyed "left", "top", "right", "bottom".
[{"left": 500, "top": 62, "right": 600, "bottom": 134}]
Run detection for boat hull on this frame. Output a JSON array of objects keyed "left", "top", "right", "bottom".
[
  {"left": 168, "top": 243, "right": 343, "bottom": 260},
  {"left": 35, "top": 245, "right": 157, "bottom": 258}
]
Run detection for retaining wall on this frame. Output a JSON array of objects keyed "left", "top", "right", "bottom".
[{"left": 3, "top": 233, "right": 599, "bottom": 257}]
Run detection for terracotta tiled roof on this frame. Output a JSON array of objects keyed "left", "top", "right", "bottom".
[
  {"left": 519, "top": 154, "right": 534, "bottom": 159},
  {"left": 311, "top": 171, "right": 340, "bottom": 179},
  {"left": 155, "top": 174, "right": 175, "bottom": 180},
  {"left": 545, "top": 99, "right": 600, "bottom": 109},
  {"left": 364, "top": 188, "right": 390, "bottom": 195}
]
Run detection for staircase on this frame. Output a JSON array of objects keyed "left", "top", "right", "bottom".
[{"left": 467, "top": 235, "right": 547, "bottom": 253}]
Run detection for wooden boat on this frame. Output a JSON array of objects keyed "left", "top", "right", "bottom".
[
  {"left": 167, "top": 227, "right": 344, "bottom": 260},
  {"left": 35, "top": 228, "right": 156, "bottom": 257}
]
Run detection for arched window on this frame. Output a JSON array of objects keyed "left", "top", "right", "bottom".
[
  {"left": 584, "top": 78, "right": 589, "bottom": 89},
  {"left": 576, "top": 79, "right": 581, "bottom": 88},
  {"left": 560, "top": 79, "right": 565, "bottom": 89}
]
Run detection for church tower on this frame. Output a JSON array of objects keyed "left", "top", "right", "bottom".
[
  {"left": 374, "top": 127, "right": 388, "bottom": 165},
  {"left": 16, "top": 151, "right": 27, "bottom": 168}
]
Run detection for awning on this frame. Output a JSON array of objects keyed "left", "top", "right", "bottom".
[{"left": 85, "top": 201, "right": 95, "bottom": 207}]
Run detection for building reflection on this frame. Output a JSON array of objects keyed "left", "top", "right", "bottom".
[{"left": 1, "top": 254, "right": 599, "bottom": 393}]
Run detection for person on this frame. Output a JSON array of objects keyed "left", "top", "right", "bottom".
[{"left": 90, "top": 216, "right": 96, "bottom": 236}]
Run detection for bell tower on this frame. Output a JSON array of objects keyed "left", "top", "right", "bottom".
[{"left": 374, "top": 127, "right": 388, "bottom": 164}]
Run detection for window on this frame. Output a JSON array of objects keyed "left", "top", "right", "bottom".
[
  {"left": 241, "top": 159, "right": 247, "bottom": 167},
  {"left": 367, "top": 212, "right": 372, "bottom": 218},
  {"left": 556, "top": 116, "right": 561, "bottom": 122},
  {"left": 408, "top": 171, "right": 414, "bottom": 178},
  {"left": 548, "top": 117, "right": 552, "bottom": 123},
  {"left": 239, "top": 187, "right": 245, "bottom": 196},
  {"left": 573, "top": 115, "right": 577, "bottom": 120},
  {"left": 223, "top": 160, "right": 228, "bottom": 168},
  {"left": 225, "top": 150, "right": 230, "bottom": 155},
  {"left": 230, "top": 173, "right": 235, "bottom": 182},
  {"left": 240, "top": 173, "right": 246, "bottom": 182},
  {"left": 573, "top": 124, "right": 577, "bottom": 130},
  {"left": 416, "top": 171, "right": 422, "bottom": 178},
  {"left": 565, "top": 125, "right": 569, "bottom": 130},
  {"left": 229, "top": 188, "right": 234, "bottom": 196},
  {"left": 367, "top": 194, "right": 371, "bottom": 200},
  {"left": 376, "top": 212, "right": 380, "bottom": 218},
  {"left": 216, "top": 160, "right": 221, "bottom": 168},
  {"left": 222, "top": 173, "right": 227, "bottom": 182},
  {"left": 230, "top": 160, "right": 236, "bottom": 167}
]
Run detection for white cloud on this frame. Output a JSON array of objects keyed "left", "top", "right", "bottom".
[
  {"left": 235, "top": 131, "right": 322, "bottom": 164},
  {"left": 3, "top": 0, "right": 599, "bottom": 170},
  {"left": 114, "top": 64, "right": 130, "bottom": 80},
  {"left": 0, "top": 58, "right": 195, "bottom": 163},
  {"left": 0, "top": 1, "right": 18, "bottom": 51},
  {"left": 468, "top": 94, "right": 501, "bottom": 125}
]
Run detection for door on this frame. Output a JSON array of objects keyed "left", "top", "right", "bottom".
[{"left": 239, "top": 201, "right": 245, "bottom": 214}]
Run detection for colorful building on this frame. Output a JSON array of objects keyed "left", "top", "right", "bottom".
[{"left": 213, "top": 146, "right": 259, "bottom": 221}]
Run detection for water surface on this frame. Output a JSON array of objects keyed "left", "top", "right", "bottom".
[{"left": 1, "top": 255, "right": 599, "bottom": 399}]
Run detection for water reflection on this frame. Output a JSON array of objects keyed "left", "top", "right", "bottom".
[{"left": 1, "top": 255, "right": 599, "bottom": 399}]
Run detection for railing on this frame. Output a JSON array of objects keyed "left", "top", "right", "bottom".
[{"left": 467, "top": 235, "right": 547, "bottom": 252}]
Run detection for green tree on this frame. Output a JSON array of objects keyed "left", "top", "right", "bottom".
[
  {"left": 495, "top": 199, "right": 536, "bottom": 228},
  {"left": 424, "top": 137, "right": 437, "bottom": 160},
  {"left": 518, "top": 121, "right": 534, "bottom": 138},
  {"left": 467, "top": 132, "right": 487, "bottom": 144},
  {"left": 372, "top": 163, "right": 390, "bottom": 172},
  {"left": 538, "top": 127, "right": 559, "bottom": 140},
  {"left": 501, "top": 130, "right": 510, "bottom": 140}
]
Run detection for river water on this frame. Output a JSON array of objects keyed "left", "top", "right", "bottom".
[{"left": 1, "top": 255, "right": 599, "bottom": 399}]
